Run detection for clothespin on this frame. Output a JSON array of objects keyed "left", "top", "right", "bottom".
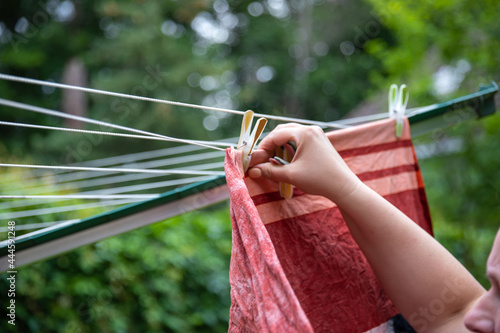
[
  {"left": 388, "top": 84, "right": 409, "bottom": 138},
  {"left": 237, "top": 110, "right": 267, "bottom": 172},
  {"left": 274, "top": 143, "right": 294, "bottom": 199}
]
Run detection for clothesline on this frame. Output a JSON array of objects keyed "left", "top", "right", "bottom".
[
  {"left": 0, "top": 111, "right": 253, "bottom": 228},
  {"left": 1, "top": 72, "right": 495, "bottom": 162},
  {"left": 0, "top": 97, "right": 228, "bottom": 151},
  {"left": 0, "top": 220, "right": 78, "bottom": 232},
  {"left": 0, "top": 120, "right": 234, "bottom": 147},
  {"left": 0, "top": 144, "right": 215, "bottom": 184},
  {"left": 0, "top": 150, "right": 224, "bottom": 209},
  {"left": 0, "top": 74, "right": 496, "bottom": 236},
  {"left": 0, "top": 73, "right": 350, "bottom": 129},
  {"left": 0, "top": 122, "right": 221, "bottom": 225},
  {"left": 0, "top": 71, "right": 379, "bottom": 234},
  {"left": 5, "top": 163, "right": 222, "bottom": 196},
  {"left": 0, "top": 72, "right": 397, "bottom": 187},
  {"left": 8, "top": 151, "right": 224, "bottom": 189},
  {"left": 0, "top": 175, "right": 215, "bottom": 211},
  {"left": 2, "top": 198, "right": 140, "bottom": 220},
  {"left": 0, "top": 194, "right": 160, "bottom": 199},
  {"left": 0, "top": 163, "right": 225, "bottom": 176}
]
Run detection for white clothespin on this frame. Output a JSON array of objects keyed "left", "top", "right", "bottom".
[
  {"left": 388, "top": 84, "right": 409, "bottom": 138},
  {"left": 237, "top": 110, "right": 267, "bottom": 172}
]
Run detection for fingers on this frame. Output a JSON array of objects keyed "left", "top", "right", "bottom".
[
  {"left": 248, "top": 123, "right": 302, "bottom": 168},
  {"left": 249, "top": 161, "right": 292, "bottom": 183},
  {"left": 257, "top": 123, "right": 302, "bottom": 151},
  {"left": 247, "top": 123, "right": 328, "bottom": 188},
  {"left": 244, "top": 123, "right": 359, "bottom": 199},
  {"left": 248, "top": 148, "right": 273, "bottom": 168}
]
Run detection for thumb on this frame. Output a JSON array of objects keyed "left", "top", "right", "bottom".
[{"left": 251, "top": 162, "right": 291, "bottom": 183}]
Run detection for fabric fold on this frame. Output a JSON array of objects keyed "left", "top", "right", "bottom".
[{"left": 225, "top": 148, "right": 313, "bottom": 332}]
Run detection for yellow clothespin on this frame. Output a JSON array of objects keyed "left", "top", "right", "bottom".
[
  {"left": 237, "top": 110, "right": 267, "bottom": 172},
  {"left": 274, "top": 145, "right": 294, "bottom": 199},
  {"left": 388, "top": 84, "right": 409, "bottom": 138}
]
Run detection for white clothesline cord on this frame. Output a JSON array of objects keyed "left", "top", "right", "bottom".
[
  {"left": 0, "top": 175, "right": 216, "bottom": 210},
  {"left": 0, "top": 173, "right": 214, "bottom": 207},
  {"left": 0, "top": 163, "right": 225, "bottom": 176},
  {"left": 3, "top": 219, "right": 84, "bottom": 237},
  {"left": 0, "top": 220, "right": 80, "bottom": 239},
  {"left": 4, "top": 150, "right": 224, "bottom": 193},
  {"left": 63, "top": 136, "right": 237, "bottom": 168},
  {"left": 0, "top": 144, "right": 212, "bottom": 184},
  {"left": 0, "top": 73, "right": 244, "bottom": 113},
  {"left": 327, "top": 106, "right": 428, "bottom": 126},
  {"left": 2, "top": 198, "right": 139, "bottom": 219},
  {"left": 4, "top": 162, "right": 223, "bottom": 195},
  {"left": 0, "top": 73, "right": 349, "bottom": 129},
  {"left": 61, "top": 161, "right": 223, "bottom": 188},
  {"left": 66, "top": 142, "right": 205, "bottom": 167},
  {"left": 0, "top": 221, "right": 68, "bottom": 232},
  {"left": 333, "top": 112, "right": 388, "bottom": 125},
  {"left": 0, "top": 194, "right": 160, "bottom": 200},
  {"left": 0, "top": 120, "right": 234, "bottom": 147},
  {"left": 41, "top": 151, "right": 224, "bottom": 184},
  {"left": 74, "top": 175, "right": 216, "bottom": 195},
  {"left": 0, "top": 98, "right": 227, "bottom": 151},
  {"left": 0, "top": 176, "right": 217, "bottom": 212},
  {"left": 4, "top": 162, "right": 224, "bottom": 201},
  {"left": 5, "top": 150, "right": 224, "bottom": 190}
]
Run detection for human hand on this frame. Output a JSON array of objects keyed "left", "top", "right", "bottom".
[{"left": 248, "top": 124, "right": 361, "bottom": 202}]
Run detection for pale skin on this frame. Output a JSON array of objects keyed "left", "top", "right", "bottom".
[{"left": 248, "top": 123, "right": 499, "bottom": 333}]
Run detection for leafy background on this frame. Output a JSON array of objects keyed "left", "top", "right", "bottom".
[{"left": 0, "top": 0, "right": 499, "bottom": 331}]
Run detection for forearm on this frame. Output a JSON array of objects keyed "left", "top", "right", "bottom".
[{"left": 331, "top": 181, "right": 485, "bottom": 330}]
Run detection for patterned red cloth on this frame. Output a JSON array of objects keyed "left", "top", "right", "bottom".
[{"left": 225, "top": 118, "right": 433, "bottom": 332}]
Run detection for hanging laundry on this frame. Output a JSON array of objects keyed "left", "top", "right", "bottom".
[{"left": 224, "top": 118, "right": 432, "bottom": 333}]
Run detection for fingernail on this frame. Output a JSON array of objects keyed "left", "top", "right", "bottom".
[
  {"left": 270, "top": 156, "right": 289, "bottom": 165},
  {"left": 269, "top": 158, "right": 280, "bottom": 165},
  {"left": 283, "top": 143, "right": 296, "bottom": 158}
]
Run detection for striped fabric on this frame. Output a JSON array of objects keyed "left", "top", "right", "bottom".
[{"left": 225, "top": 118, "right": 432, "bottom": 332}]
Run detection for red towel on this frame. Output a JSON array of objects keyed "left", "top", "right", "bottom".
[{"left": 225, "top": 118, "right": 433, "bottom": 332}]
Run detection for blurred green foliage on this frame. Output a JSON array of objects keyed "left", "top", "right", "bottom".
[
  {"left": 0, "top": 207, "right": 232, "bottom": 332},
  {"left": 0, "top": 0, "right": 380, "bottom": 162},
  {"left": 418, "top": 115, "right": 500, "bottom": 287},
  {"left": 364, "top": 0, "right": 500, "bottom": 287},
  {"left": 0, "top": 0, "right": 499, "bottom": 331}
]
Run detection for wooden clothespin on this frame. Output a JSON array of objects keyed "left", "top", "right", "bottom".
[
  {"left": 238, "top": 110, "right": 267, "bottom": 172},
  {"left": 388, "top": 84, "right": 409, "bottom": 138},
  {"left": 274, "top": 143, "right": 294, "bottom": 199}
]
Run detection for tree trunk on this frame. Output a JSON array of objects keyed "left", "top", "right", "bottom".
[{"left": 62, "top": 57, "right": 87, "bottom": 129}]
